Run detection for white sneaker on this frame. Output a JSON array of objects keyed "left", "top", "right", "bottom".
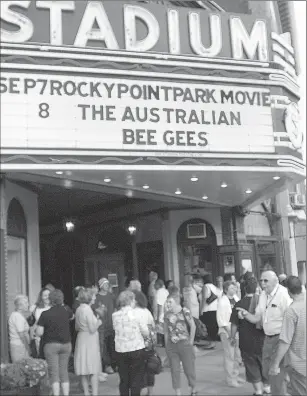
[{"left": 227, "top": 381, "right": 242, "bottom": 388}]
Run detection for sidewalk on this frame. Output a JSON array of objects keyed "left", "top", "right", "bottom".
[{"left": 70, "top": 343, "right": 253, "bottom": 395}]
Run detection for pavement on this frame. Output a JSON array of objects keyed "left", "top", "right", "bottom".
[{"left": 69, "top": 343, "right": 253, "bottom": 395}]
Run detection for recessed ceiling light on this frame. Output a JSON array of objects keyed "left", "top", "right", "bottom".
[
  {"left": 190, "top": 176, "right": 198, "bottom": 182},
  {"left": 104, "top": 177, "right": 111, "bottom": 183},
  {"left": 273, "top": 176, "right": 280, "bottom": 180},
  {"left": 221, "top": 182, "right": 228, "bottom": 188},
  {"left": 55, "top": 171, "right": 63, "bottom": 175},
  {"left": 175, "top": 189, "right": 182, "bottom": 195},
  {"left": 142, "top": 184, "right": 150, "bottom": 189},
  {"left": 245, "top": 188, "right": 252, "bottom": 194},
  {"left": 202, "top": 195, "right": 208, "bottom": 200}
]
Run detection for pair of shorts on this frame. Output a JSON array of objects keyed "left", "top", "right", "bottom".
[{"left": 241, "top": 350, "right": 264, "bottom": 384}]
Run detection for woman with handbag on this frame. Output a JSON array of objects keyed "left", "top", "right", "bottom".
[
  {"left": 200, "top": 274, "right": 221, "bottom": 346},
  {"left": 164, "top": 290, "right": 197, "bottom": 396},
  {"left": 133, "top": 291, "right": 160, "bottom": 396}
]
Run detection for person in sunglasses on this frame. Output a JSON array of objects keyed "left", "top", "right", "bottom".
[{"left": 236, "top": 270, "right": 292, "bottom": 396}]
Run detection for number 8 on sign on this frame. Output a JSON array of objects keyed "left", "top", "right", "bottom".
[{"left": 39, "top": 103, "right": 50, "bottom": 118}]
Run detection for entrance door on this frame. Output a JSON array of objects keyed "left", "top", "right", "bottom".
[
  {"left": 7, "top": 236, "right": 27, "bottom": 314},
  {"left": 85, "top": 252, "right": 125, "bottom": 295}
]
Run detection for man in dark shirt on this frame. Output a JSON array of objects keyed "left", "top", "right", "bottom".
[
  {"left": 92, "top": 278, "right": 116, "bottom": 374},
  {"left": 230, "top": 277, "right": 266, "bottom": 396}
]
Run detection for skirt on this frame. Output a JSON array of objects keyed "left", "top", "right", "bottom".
[{"left": 74, "top": 331, "right": 102, "bottom": 375}]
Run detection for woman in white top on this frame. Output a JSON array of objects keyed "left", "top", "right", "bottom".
[
  {"left": 200, "top": 274, "right": 221, "bottom": 345},
  {"left": 133, "top": 290, "right": 156, "bottom": 396},
  {"left": 29, "top": 288, "right": 51, "bottom": 357},
  {"left": 113, "top": 290, "right": 149, "bottom": 396},
  {"left": 154, "top": 279, "right": 169, "bottom": 346},
  {"left": 216, "top": 281, "right": 241, "bottom": 387},
  {"left": 8, "top": 295, "right": 30, "bottom": 362}
]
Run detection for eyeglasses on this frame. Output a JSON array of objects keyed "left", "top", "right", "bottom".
[{"left": 260, "top": 279, "right": 269, "bottom": 283}]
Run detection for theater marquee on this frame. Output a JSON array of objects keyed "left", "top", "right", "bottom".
[{"left": 1, "top": 71, "right": 274, "bottom": 154}]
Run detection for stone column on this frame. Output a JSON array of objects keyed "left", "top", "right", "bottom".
[{"left": 0, "top": 176, "right": 9, "bottom": 362}]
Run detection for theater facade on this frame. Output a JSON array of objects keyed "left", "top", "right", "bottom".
[{"left": 0, "top": 1, "right": 305, "bottom": 360}]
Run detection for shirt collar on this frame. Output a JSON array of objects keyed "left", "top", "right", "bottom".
[{"left": 268, "top": 284, "right": 279, "bottom": 297}]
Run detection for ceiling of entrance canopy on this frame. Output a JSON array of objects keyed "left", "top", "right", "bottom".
[{"left": 6, "top": 167, "right": 292, "bottom": 221}]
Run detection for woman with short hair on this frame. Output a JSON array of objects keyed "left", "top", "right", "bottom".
[
  {"left": 113, "top": 290, "right": 149, "bottom": 396},
  {"left": 164, "top": 290, "right": 197, "bottom": 396},
  {"left": 8, "top": 294, "right": 30, "bottom": 362},
  {"left": 74, "top": 288, "right": 104, "bottom": 396},
  {"left": 36, "top": 289, "right": 73, "bottom": 396}
]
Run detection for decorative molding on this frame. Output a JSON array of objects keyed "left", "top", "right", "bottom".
[{"left": 1, "top": 55, "right": 266, "bottom": 80}]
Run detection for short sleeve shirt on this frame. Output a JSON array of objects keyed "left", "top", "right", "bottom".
[
  {"left": 156, "top": 288, "right": 169, "bottom": 322},
  {"left": 37, "top": 305, "right": 73, "bottom": 344},
  {"left": 255, "top": 285, "right": 292, "bottom": 336},
  {"left": 9, "top": 311, "right": 30, "bottom": 345},
  {"left": 279, "top": 294, "right": 306, "bottom": 376},
  {"left": 164, "top": 307, "right": 191, "bottom": 344}
]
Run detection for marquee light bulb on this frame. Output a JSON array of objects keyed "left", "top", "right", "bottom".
[
  {"left": 245, "top": 188, "right": 252, "bottom": 194},
  {"left": 175, "top": 189, "right": 182, "bottom": 195},
  {"left": 142, "top": 184, "right": 150, "bottom": 189},
  {"left": 104, "top": 177, "right": 111, "bottom": 183},
  {"left": 273, "top": 176, "right": 280, "bottom": 180},
  {"left": 221, "top": 182, "right": 228, "bottom": 188},
  {"left": 65, "top": 221, "right": 75, "bottom": 232},
  {"left": 190, "top": 176, "right": 198, "bottom": 182},
  {"left": 202, "top": 195, "right": 208, "bottom": 200}
]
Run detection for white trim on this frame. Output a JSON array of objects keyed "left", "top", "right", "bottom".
[
  {"left": 1, "top": 164, "right": 305, "bottom": 176},
  {"left": 0, "top": 150, "right": 304, "bottom": 164},
  {"left": 0, "top": 48, "right": 272, "bottom": 73},
  {"left": 271, "top": 32, "right": 295, "bottom": 54},
  {"left": 0, "top": 42, "right": 269, "bottom": 67},
  {"left": 0, "top": 63, "right": 300, "bottom": 97}
]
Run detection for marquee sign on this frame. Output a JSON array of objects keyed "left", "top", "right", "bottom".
[
  {"left": 0, "top": 0, "right": 270, "bottom": 62},
  {"left": 1, "top": 71, "right": 274, "bottom": 154}
]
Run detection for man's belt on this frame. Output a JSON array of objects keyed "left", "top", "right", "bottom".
[{"left": 266, "top": 334, "right": 280, "bottom": 338}]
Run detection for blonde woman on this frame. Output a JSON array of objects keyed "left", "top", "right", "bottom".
[
  {"left": 74, "top": 288, "right": 104, "bottom": 396},
  {"left": 8, "top": 295, "right": 30, "bottom": 362},
  {"left": 113, "top": 290, "right": 149, "bottom": 396}
]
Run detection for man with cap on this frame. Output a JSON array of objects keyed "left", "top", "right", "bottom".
[{"left": 92, "top": 277, "right": 116, "bottom": 375}]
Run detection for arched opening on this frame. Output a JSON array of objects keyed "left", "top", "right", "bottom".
[
  {"left": 6, "top": 198, "right": 28, "bottom": 314},
  {"left": 177, "top": 218, "right": 218, "bottom": 288},
  {"left": 55, "top": 235, "right": 84, "bottom": 307}
]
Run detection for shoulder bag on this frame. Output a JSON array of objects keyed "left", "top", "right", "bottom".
[
  {"left": 146, "top": 325, "right": 162, "bottom": 375},
  {"left": 206, "top": 285, "right": 218, "bottom": 305}
]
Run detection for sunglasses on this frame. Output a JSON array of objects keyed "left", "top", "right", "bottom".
[{"left": 260, "top": 279, "right": 269, "bottom": 283}]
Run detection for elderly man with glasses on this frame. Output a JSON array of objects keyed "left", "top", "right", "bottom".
[{"left": 237, "top": 270, "right": 292, "bottom": 396}]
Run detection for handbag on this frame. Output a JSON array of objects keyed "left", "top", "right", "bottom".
[
  {"left": 193, "top": 317, "right": 208, "bottom": 340},
  {"left": 146, "top": 351, "right": 162, "bottom": 375},
  {"left": 30, "top": 339, "right": 38, "bottom": 358},
  {"left": 206, "top": 286, "right": 218, "bottom": 305}
]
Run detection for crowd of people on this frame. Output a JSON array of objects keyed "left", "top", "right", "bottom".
[{"left": 7, "top": 269, "right": 306, "bottom": 396}]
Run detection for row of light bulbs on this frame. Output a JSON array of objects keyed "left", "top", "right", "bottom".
[{"left": 55, "top": 172, "right": 281, "bottom": 200}]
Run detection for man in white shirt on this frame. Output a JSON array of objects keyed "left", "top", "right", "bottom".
[
  {"left": 155, "top": 279, "right": 169, "bottom": 346},
  {"left": 237, "top": 271, "right": 292, "bottom": 396}
]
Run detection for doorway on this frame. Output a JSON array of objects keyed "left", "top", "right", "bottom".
[
  {"left": 7, "top": 236, "right": 27, "bottom": 314},
  {"left": 84, "top": 252, "right": 125, "bottom": 296}
]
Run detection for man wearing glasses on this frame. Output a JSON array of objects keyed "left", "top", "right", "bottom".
[{"left": 237, "top": 270, "right": 292, "bottom": 396}]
